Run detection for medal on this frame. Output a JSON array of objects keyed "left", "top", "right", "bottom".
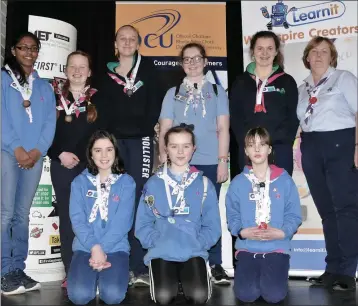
[
  {"left": 126, "top": 88, "right": 133, "bottom": 97},
  {"left": 168, "top": 217, "right": 175, "bottom": 224},
  {"left": 309, "top": 96, "right": 317, "bottom": 104},
  {"left": 65, "top": 115, "right": 72, "bottom": 122},
  {"left": 23, "top": 100, "right": 31, "bottom": 108}
]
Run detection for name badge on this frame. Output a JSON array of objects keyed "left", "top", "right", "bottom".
[
  {"left": 175, "top": 94, "right": 187, "bottom": 103},
  {"left": 174, "top": 207, "right": 190, "bottom": 215},
  {"left": 78, "top": 106, "right": 86, "bottom": 113},
  {"left": 86, "top": 190, "right": 98, "bottom": 198},
  {"left": 263, "top": 86, "right": 276, "bottom": 93}
]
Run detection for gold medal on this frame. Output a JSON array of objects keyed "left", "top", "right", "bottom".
[
  {"left": 65, "top": 115, "right": 73, "bottom": 122},
  {"left": 23, "top": 100, "right": 31, "bottom": 108}
]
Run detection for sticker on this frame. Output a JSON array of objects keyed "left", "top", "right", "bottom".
[
  {"left": 52, "top": 223, "right": 59, "bottom": 230},
  {"left": 38, "top": 257, "right": 62, "bottom": 264},
  {"left": 174, "top": 207, "right": 190, "bottom": 215},
  {"left": 29, "top": 250, "right": 46, "bottom": 255},
  {"left": 32, "top": 211, "right": 43, "bottom": 218},
  {"left": 51, "top": 246, "right": 61, "bottom": 255},
  {"left": 78, "top": 106, "right": 86, "bottom": 113},
  {"left": 30, "top": 227, "right": 43, "bottom": 238},
  {"left": 49, "top": 235, "right": 61, "bottom": 246},
  {"left": 263, "top": 86, "right": 276, "bottom": 92}
]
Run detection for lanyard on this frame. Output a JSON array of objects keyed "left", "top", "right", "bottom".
[{"left": 5, "top": 64, "right": 34, "bottom": 123}]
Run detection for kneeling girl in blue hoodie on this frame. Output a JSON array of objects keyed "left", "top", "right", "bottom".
[
  {"left": 67, "top": 130, "right": 136, "bottom": 305},
  {"left": 226, "top": 127, "right": 302, "bottom": 304},
  {"left": 135, "top": 124, "right": 221, "bottom": 305}
]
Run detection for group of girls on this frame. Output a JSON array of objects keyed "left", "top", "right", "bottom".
[{"left": 1, "top": 21, "right": 357, "bottom": 306}]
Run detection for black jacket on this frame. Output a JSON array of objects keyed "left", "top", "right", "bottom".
[{"left": 230, "top": 63, "right": 299, "bottom": 146}]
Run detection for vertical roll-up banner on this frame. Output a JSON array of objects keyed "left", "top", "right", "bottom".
[
  {"left": 26, "top": 15, "right": 77, "bottom": 282},
  {"left": 116, "top": 1, "right": 234, "bottom": 276},
  {"left": 241, "top": 1, "right": 358, "bottom": 277}
]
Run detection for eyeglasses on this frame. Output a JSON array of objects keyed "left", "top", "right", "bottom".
[
  {"left": 182, "top": 56, "right": 204, "bottom": 64},
  {"left": 16, "top": 46, "right": 39, "bottom": 53}
]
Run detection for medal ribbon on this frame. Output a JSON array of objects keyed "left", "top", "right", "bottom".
[
  {"left": 183, "top": 77, "right": 207, "bottom": 118},
  {"left": 87, "top": 174, "right": 121, "bottom": 223},
  {"left": 303, "top": 71, "right": 333, "bottom": 124},
  {"left": 5, "top": 64, "right": 34, "bottom": 123},
  {"left": 107, "top": 54, "right": 142, "bottom": 93},
  {"left": 246, "top": 168, "right": 271, "bottom": 226}
]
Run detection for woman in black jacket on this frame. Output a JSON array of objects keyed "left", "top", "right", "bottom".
[{"left": 230, "top": 31, "right": 299, "bottom": 175}]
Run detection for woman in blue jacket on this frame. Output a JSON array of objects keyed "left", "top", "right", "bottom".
[
  {"left": 1, "top": 32, "right": 56, "bottom": 295},
  {"left": 226, "top": 127, "right": 302, "bottom": 304},
  {"left": 67, "top": 130, "right": 136, "bottom": 305},
  {"left": 135, "top": 124, "right": 221, "bottom": 305}
]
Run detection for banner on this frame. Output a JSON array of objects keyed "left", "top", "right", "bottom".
[
  {"left": 26, "top": 15, "right": 77, "bottom": 282},
  {"left": 116, "top": 1, "right": 234, "bottom": 276},
  {"left": 241, "top": 0, "right": 357, "bottom": 276}
]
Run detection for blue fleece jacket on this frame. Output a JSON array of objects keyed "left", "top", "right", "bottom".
[
  {"left": 1, "top": 70, "right": 56, "bottom": 156},
  {"left": 135, "top": 166, "right": 221, "bottom": 265},
  {"left": 70, "top": 169, "right": 136, "bottom": 254},
  {"left": 226, "top": 165, "right": 302, "bottom": 254}
]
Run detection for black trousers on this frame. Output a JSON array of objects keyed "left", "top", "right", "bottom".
[
  {"left": 117, "top": 137, "right": 154, "bottom": 276},
  {"left": 150, "top": 257, "right": 210, "bottom": 305},
  {"left": 238, "top": 143, "right": 294, "bottom": 176},
  {"left": 50, "top": 160, "right": 86, "bottom": 274},
  {"left": 301, "top": 128, "right": 358, "bottom": 277}
]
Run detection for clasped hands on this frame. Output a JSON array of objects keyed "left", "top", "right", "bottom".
[
  {"left": 89, "top": 245, "right": 111, "bottom": 272},
  {"left": 15, "top": 147, "right": 41, "bottom": 170},
  {"left": 240, "top": 225, "right": 285, "bottom": 241}
]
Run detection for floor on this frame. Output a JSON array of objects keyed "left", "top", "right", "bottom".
[{"left": 2, "top": 278, "right": 357, "bottom": 306}]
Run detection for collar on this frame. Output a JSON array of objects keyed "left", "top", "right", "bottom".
[
  {"left": 106, "top": 52, "right": 138, "bottom": 74},
  {"left": 246, "top": 62, "right": 280, "bottom": 76},
  {"left": 304, "top": 66, "right": 336, "bottom": 86},
  {"left": 244, "top": 164, "right": 283, "bottom": 180}
]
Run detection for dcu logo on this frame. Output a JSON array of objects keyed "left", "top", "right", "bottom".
[
  {"left": 130, "top": 9, "right": 181, "bottom": 48},
  {"left": 261, "top": 1, "right": 345, "bottom": 29}
]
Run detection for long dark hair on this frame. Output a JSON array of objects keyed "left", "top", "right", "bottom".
[
  {"left": 2, "top": 32, "right": 41, "bottom": 86},
  {"left": 59, "top": 50, "right": 97, "bottom": 123},
  {"left": 86, "top": 130, "right": 125, "bottom": 175},
  {"left": 250, "top": 31, "right": 284, "bottom": 69}
]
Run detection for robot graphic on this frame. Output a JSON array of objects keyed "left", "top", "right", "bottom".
[{"left": 260, "top": 0, "right": 297, "bottom": 30}]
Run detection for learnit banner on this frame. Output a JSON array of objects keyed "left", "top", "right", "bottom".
[
  {"left": 241, "top": 0, "right": 358, "bottom": 277},
  {"left": 116, "top": 1, "right": 234, "bottom": 276},
  {"left": 26, "top": 16, "right": 77, "bottom": 282}
]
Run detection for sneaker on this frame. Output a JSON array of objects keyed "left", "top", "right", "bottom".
[
  {"left": 133, "top": 273, "right": 150, "bottom": 287},
  {"left": 61, "top": 278, "right": 67, "bottom": 288},
  {"left": 332, "top": 275, "right": 356, "bottom": 291},
  {"left": 1, "top": 271, "right": 26, "bottom": 295},
  {"left": 308, "top": 271, "right": 336, "bottom": 287},
  {"left": 14, "top": 269, "right": 41, "bottom": 292},
  {"left": 128, "top": 271, "right": 136, "bottom": 286},
  {"left": 210, "top": 265, "right": 231, "bottom": 285}
]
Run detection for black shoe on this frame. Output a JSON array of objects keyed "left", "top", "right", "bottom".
[
  {"left": 308, "top": 271, "right": 336, "bottom": 287},
  {"left": 332, "top": 275, "right": 356, "bottom": 291},
  {"left": 1, "top": 271, "right": 26, "bottom": 295},
  {"left": 14, "top": 269, "right": 41, "bottom": 292},
  {"left": 211, "top": 265, "right": 231, "bottom": 285}
]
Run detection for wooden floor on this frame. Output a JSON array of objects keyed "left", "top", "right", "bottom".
[{"left": 2, "top": 278, "right": 357, "bottom": 306}]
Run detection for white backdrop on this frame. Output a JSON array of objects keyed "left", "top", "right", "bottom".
[
  {"left": 241, "top": 0, "right": 357, "bottom": 276},
  {"left": 26, "top": 15, "right": 77, "bottom": 282}
]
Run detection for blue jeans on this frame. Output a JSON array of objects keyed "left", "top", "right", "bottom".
[
  {"left": 234, "top": 252, "right": 289, "bottom": 303},
  {"left": 67, "top": 251, "right": 129, "bottom": 305},
  {"left": 1, "top": 150, "right": 43, "bottom": 276},
  {"left": 192, "top": 164, "right": 222, "bottom": 266}
]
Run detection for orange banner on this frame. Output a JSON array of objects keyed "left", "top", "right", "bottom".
[{"left": 115, "top": 2, "right": 226, "bottom": 57}]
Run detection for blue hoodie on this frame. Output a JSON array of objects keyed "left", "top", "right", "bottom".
[
  {"left": 226, "top": 165, "right": 302, "bottom": 254},
  {"left": 135, "top": 166, "right": 221, "bottom": 265},
  {"left": 1, "top": 70, "right": 56, "bottom": 156},
  {"left": 70, "top": 169, "right": 136, "bottom": 254}
]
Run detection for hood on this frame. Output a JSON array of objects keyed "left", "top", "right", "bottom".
[
  {"left": 246, "top": 62, "right": 283, "bottom": 77},
  {"left": 106, "top": 51, "right": 139, "bottom": 73},
  {"left": 243, "top": 164, "right": 284, "bottom": 181}
]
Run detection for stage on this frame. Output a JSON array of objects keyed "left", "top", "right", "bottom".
[{"left": 2, "top": 279, "right": 357, "bottom": 306}]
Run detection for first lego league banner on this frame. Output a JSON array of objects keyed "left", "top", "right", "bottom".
[{"left": 241, "top": 1, "right": 357, "bottom": 276}]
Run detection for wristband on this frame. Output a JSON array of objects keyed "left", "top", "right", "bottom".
[{"left": 218, "top": 156, "right": 229, "bottom": 163}]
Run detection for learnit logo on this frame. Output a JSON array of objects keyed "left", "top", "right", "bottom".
[
  {"left": 260, "top": 1, "right": 345, "bottom": 29},
  {"left": 130, "top": 9, "right": 181, "bottom": 48}
]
